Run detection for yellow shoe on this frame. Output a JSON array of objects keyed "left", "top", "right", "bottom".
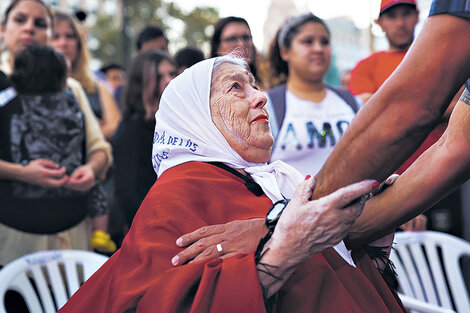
[{"left": 91, "top": 230, "right": 117, "bottom": 253}]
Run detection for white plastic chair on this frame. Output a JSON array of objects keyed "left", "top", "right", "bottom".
[
  {"left": 390, "top": 231, "right": 470, "bottom": 313},
  {"left": 0, "top": 249, "right": 108, "bottom": 313}
]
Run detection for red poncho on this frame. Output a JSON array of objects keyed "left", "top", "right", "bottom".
[{"left": 59, "top": 162, "right": 405, "bottom": 313}]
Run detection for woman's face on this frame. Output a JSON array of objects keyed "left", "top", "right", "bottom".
[
  {"left": 210, "top": 62, "right": 273, "bottom": 163},
  {"left": 281, "top": 22, "right": 331, "bottom": 82},
  {"left": 217, "top": 22, "right": 254, "bottom": 63},
  {"left": 1, "top": 0, "right": 51, "bottom": 57},
  {"left": 51, "top": 20, "right": 78, "bottom": 65},
  {"left": 142, "top": 59, "right": 176, "bottom": 118}
]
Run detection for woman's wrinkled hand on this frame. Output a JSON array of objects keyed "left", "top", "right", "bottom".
[
  {"left": 257, "top": 177, "right": 378, "bottom": 298},
  {"left": 21, "top": 159, "right": 68, "bottom": 188},
  {"left": 268, "top": 177, "right": 378, "bottom": 267},
  {"left": 171, "top": 218, "right": 267, "bottom": 266},
  {"left": 64, "top": 164, "right": 96, "bottom": 192}
]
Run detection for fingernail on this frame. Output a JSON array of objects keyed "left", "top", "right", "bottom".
[
  {"left": 176, "top": 237, "right": 182, "bottom": 246},
  {"left": 305, "top": 175, "right": 311, "bottom": 180},
  {"left": 371, "top": 182, "right": 380, "bottom": 189},
  {"left": 171, "top": 255, "right": 178, "bottom": 266}
]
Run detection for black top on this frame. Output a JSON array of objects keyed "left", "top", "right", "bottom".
[{"left": 112, "top": 117, "right": 157, "bottom": 226}]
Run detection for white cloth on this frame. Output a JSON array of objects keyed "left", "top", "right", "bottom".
[
  {"left": 152, "top": 58, "right": 303, "bottom": 202},
  {"left": 152, "top": 57, "right": 355, "bottom": 267}
]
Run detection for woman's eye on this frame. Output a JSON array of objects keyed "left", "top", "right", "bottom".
[
  {"left": 14, "top": 16, "right": 26, "bottom": 24},
  {"left": 230, "top": 83, "right": 241, "bottom": 91},
  {"left": 34, "top": 18, "right": 48, "bottom": 29},
  {"left": 321, "top": 38, "right": 330, "bottom": 46}
]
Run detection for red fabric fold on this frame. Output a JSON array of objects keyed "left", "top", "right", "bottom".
[{"left": 59, "top": 162, "right": 404, "bottom": 313}]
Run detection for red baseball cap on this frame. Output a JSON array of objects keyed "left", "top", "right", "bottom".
[{"left": 380, "top": 0, "right": 417, "bottom": 15}]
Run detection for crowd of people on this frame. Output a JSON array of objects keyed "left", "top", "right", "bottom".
[{"left": 0, "top": 0, "right": 469, "bottom": 312}]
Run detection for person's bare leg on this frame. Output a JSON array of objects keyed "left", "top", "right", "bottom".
[
  {"left": 92, "top": 215, "right": 109, "bottom": 232},
  {"left": 91, "top": 214, "right": 117, "bottom": 253}
]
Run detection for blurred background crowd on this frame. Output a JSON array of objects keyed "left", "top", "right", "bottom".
[{"left": 0, "top": 0, "right": 468, "bottom": 262}]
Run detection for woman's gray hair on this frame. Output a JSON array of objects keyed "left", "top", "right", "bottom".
[{"left": 211, "top": 53, "right": 248, "bottom": 87}]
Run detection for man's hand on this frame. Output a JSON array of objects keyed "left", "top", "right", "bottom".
[
  {"left": 171, "top": 218, "right": 267, "bottom": 266},
  {"left": 65, "top": 164, "right": 96, "bottom": 192},
  {"left": 21, "top": 159, "right": 68, "bottom": 188}
]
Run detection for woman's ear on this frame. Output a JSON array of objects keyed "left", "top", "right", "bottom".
[
  {"left": 279, "top": 46, "right": 289, "bottom": 62},
  {"left": 374, "top": 18, "right": 385, "bottom": 33}
]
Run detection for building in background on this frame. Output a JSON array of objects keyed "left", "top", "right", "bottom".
[{"left": 325, "top": 16, "right": 371, "bottom": 78}]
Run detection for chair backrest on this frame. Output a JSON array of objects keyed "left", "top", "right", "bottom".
[
  {"left": 389, "top": 231, "right": 470, "bottom": 313},
  {"left": 0, "top": 249, "right": 108, "bottom": 313}
]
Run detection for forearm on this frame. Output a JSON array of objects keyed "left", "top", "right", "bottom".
[
  {"left": 349, "top": 106, "right": 470, "bottom": 246},
  {"left": 314, "top": 92, "right": 437, "bottom": 199},
  {"left": 86, "top": 150, "right": 108, "bottom": 180},
  {"left": 257, "top": 237, "right": 306, "bottom": 299},
  {"left": 0, "top": 160, "right": 25, "bottom": 181},
  {"left": 313, "top": 15, "right": 470, "bottom": 200}
]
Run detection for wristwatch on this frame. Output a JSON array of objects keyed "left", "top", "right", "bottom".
[
  {"left": 265, "top": 199, "right": 290, "bottom": 231},
  {"left": 254, "top": 198, "right": 290, "bottom": 263}
]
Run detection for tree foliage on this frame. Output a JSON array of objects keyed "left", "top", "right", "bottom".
[{"left": 88, "top": 0, "right": 219, "bottom": 67}]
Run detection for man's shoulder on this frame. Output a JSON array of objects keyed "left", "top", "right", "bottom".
[{"left": 354, "top": 51, "right": 390, "bottom": 68}]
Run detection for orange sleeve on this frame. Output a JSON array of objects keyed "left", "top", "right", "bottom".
[{"left": 349, "top": 57, "right": 377, "bottom": 95}]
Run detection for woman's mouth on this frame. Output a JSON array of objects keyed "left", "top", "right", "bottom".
[
  {"left": 252, "top": 114, "right": 269, "bottom": 123},
  {"left": 21, "top": 38, "right": 35, "bottom": 45}
]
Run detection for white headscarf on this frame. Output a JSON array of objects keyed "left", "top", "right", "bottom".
[
  {"left": 151, "top": 57, "right": 303, "bottom": 202},
  {"left": 151, "top": 57, "right": 355, "bottom": 267}
]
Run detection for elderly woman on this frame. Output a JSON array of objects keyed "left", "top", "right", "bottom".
[{"left": 58, "top": 55, "right": 404, "bottom": 313}]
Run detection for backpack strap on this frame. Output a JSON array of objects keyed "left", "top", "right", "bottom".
[
  {"left": 326, "top": 84, "right": 359, "bottom": 113},
  {"left": 267, "top": 83, "right": 287, "bottom": 138}
]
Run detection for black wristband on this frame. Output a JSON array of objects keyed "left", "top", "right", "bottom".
[
  {"left": 254, "top": 199, "right": 290, "bottom": 264},
  {"left": 254, "top": 230, "right": 273, "bottom": 264}
]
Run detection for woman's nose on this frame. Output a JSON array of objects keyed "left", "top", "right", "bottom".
[
  {"left": 23, "top": 19, "right": 35, "bottom": 33},
  {"left": 312, "top": 40, "right": 324, "bottom": 51},
  {"left": 54, "top": 37, "right": 66, "bottom": 49},
  {"left": 250, "top": 89, "right": 267, "bottom": 109}
]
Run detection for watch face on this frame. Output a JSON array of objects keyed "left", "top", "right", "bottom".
[{"left": 267, "top": 200, "right": 287, "bottom": 223}]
